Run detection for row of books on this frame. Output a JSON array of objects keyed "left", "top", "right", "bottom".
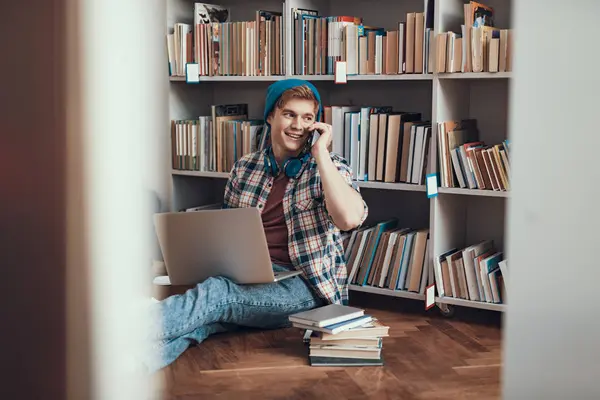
[
  {"left": 289, "top": 304, "right": 389, "bottom": 366},
  {"left": 325, "top": 107, "right": 431, "bottom": 184},
  {"left": 342, "top": 219, "right": 433, "bottom": 295},
  {"left": 170, "top": 101, "right": 433, "bottom": 184},
  {"left": 434, "top": 240, "right": 507, "bottom": 304},
  {"left": 292, "top": 9, "right": 434, "bottom": 76},
  {"left": 167, "top": 2, "right": 440, "bottom": 77},
  {"left": 170, "top": 104, "right": 265, "bottom": 173},
  {"left": 436, "top": 1, "right": 512, "bottom": 74},
  {"left": 167, "top": 3, "right": 284, "bottom": 77},
  {"left": 437, "top": 118, "right": 511, "bottom": 190}
]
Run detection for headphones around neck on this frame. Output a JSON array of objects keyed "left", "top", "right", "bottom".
[{"left": 265, "top": 146, "right": 311, "bottom": 179}]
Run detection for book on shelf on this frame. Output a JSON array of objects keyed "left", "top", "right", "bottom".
[
  {"left": 292, "top": 9, "right": 434, "bottom": 76},
  {"left": 289, "top": 304, "right": 390, "bottom": 366},
  {"left": 167, "top": 2, "right": 285, "bottom": 77},
  {"left": 435, "top": 1, "right": 512, "bottom": 74},
  {"left": 341, "top": 219, "right": 432, "bottom": 294},
  {"left": 171, "top": 103, "right": 266, "bottom": 173},
  {"left": 433, "top": 240, "right": 507, "bottom": 304},
  {"left": 324, "top": 106, "right": 432, "bottom": 184},
  {"left": 437, "top": 118, "right": 511, "bottom": 190}
]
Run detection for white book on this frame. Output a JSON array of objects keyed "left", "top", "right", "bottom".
[
  {"left": 462, "top": 240, "right": 494, "bottom": 301},
  {"left": 289, "top": 304, "right": 365, "bottom": 328},
  {"left": 406, "top": 125, "right": 417, "bottom": 182},
  {"left": 411, "top": 125, "right": 426, "bottom": 183},
  {"left": 378, "top": 231, "right": 399, "bottom": 287},
  {"left": 350, "top": 112, "right": 360, "bottom": 180},
  {"left": 398, "top": 22, "right": 405, "bottom": 73},
  {"left": 418, "top": 238, "right": 430, "bottom": 293},
  {"left": 344, "top": 230, "right": 358, "bottom": 261},
  {"left": 498, "top": 259, "right": 508, "bottom": 281},
  {"left": 480, "top": 260, "right": 493, "bottom": 302},
  {"left": 348, "top": 227, "right": 375, "bottom": 282},
  {"left": 358, "top": 107, "right": 371, "bottom": 181},
  {"left": 451, "top": 148, "right": 467, "bottom": 188},
  {"left": 396, "top": 232, "right": 416, "bottom": 290},
  {"left": 489, "top": 269, "right": 502, "bottom": 303}
]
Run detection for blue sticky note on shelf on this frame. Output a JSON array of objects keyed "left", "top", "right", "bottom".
[
  {"left": 185, "top": 63, "right": 200, "bottom": 83},
  {"left": 426, "top": 173, "right": 438, "bottom": 198}
]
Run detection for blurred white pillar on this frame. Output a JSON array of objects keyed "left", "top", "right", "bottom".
[
  {"left": 67, "top": 0, "right": 168, "bottom": 398},
  {"left": 504, "top": 0, "right": 600, "bottom": 398}
]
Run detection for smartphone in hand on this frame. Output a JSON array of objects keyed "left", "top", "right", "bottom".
[{"left": 307, "top": 125, "right": 320, "bottom": 147}]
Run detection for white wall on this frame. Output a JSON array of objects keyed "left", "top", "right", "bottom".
[{"left": 503, "top": 0, "right": 600, "bottom": 398}]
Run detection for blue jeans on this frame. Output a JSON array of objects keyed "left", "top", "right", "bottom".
[{"left": 145, "top": 264, "right": 323, "bottom": 372}]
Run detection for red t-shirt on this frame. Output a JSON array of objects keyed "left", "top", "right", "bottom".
[{"left": 261, "top": 174, "right": 292, "bottom": 266}]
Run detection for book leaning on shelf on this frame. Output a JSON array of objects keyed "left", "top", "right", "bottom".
[
  {"left": 341, "top": 218, "right": 433, "bottom": 295},
  {"left": 435, "top": 1, "right": 513, "bottom": 74},
  {"left": 437, "top": 118, "right": 511, "bottom": 190},
  {"left": 433, "top": 240, "right": 507, "bottom": 304},
  {"left": 166, "top": 2, "right": 285, "bottom": 77},
  {"left": 171, "top": 103, "right": 266, "bottom": 173}
]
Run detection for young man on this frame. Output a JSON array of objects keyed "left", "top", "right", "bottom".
[{"left": 147, "top": 79, "right": 368, "bottom": 372}]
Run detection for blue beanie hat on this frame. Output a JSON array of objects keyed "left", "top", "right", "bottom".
[{"left": 263, "top": 78, "right": 322, "bottom": 124}]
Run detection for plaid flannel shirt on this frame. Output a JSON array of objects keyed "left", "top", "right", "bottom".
[{"left": 223, "top": 148, "right": 368, "bottom": 305}]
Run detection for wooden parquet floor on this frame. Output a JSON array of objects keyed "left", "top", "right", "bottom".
[{"left": 154, "top": 292, "right": 503, "bottom": 399}]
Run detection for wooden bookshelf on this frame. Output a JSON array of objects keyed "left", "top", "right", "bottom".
[{"left": 165, "top": 0, "right": 512, "bottom": 314}]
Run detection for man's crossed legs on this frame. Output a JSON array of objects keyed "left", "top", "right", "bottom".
[{"left": 145, "top": 264, "right": 323, "bottom": 372}]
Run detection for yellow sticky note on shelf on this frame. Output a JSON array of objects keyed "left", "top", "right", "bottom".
[
  {"left": 426, "top": 173, "right": 438, "bottom": 198},
  {"left": 335, "top": 61, "right": 347, "bottom": 84}
]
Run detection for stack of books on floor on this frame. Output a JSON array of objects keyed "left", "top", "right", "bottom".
[{"left": 288, "top": 304, "right": 389, "bottom": 366}]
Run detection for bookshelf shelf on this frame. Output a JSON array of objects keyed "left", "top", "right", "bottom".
[
  {"left": 170, "top": 74, "right": 434, "bottom": 83},
  {"left": 349, "top": 284, "right": 425, "bottom": 301},
  {"left": 169, "top": 72, "right": 512, "bottom": 83},
  {"left": 437, "top": 72, "right": 512, "bottom": 80},
  {"left": 435, "top": 296, "right": 506, "bottom": 312},
  {"left": 172, "top": 170, "right": 230, "bottom": 179},
  {"left": 356, "top": 181, "right": 426, "bottom": 192},
  {"left": 172, "top": 171, "right": 426, "bottom": 193},
  {"left": 438, "top": 187, "right": 510, "bottom": 198},
  {"left": 346, "top": 74, "right": 433, "bottom": 81},
  {"left": 169, "top": 75, "right": 286, "bottom": 82},
  {"left": 165, "top": 0, "right": 512, "bottom": 316}
]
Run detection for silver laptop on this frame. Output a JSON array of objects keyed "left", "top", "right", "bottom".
[{"left": 153, "top": 207, "right": 302, "bottom": 285}]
